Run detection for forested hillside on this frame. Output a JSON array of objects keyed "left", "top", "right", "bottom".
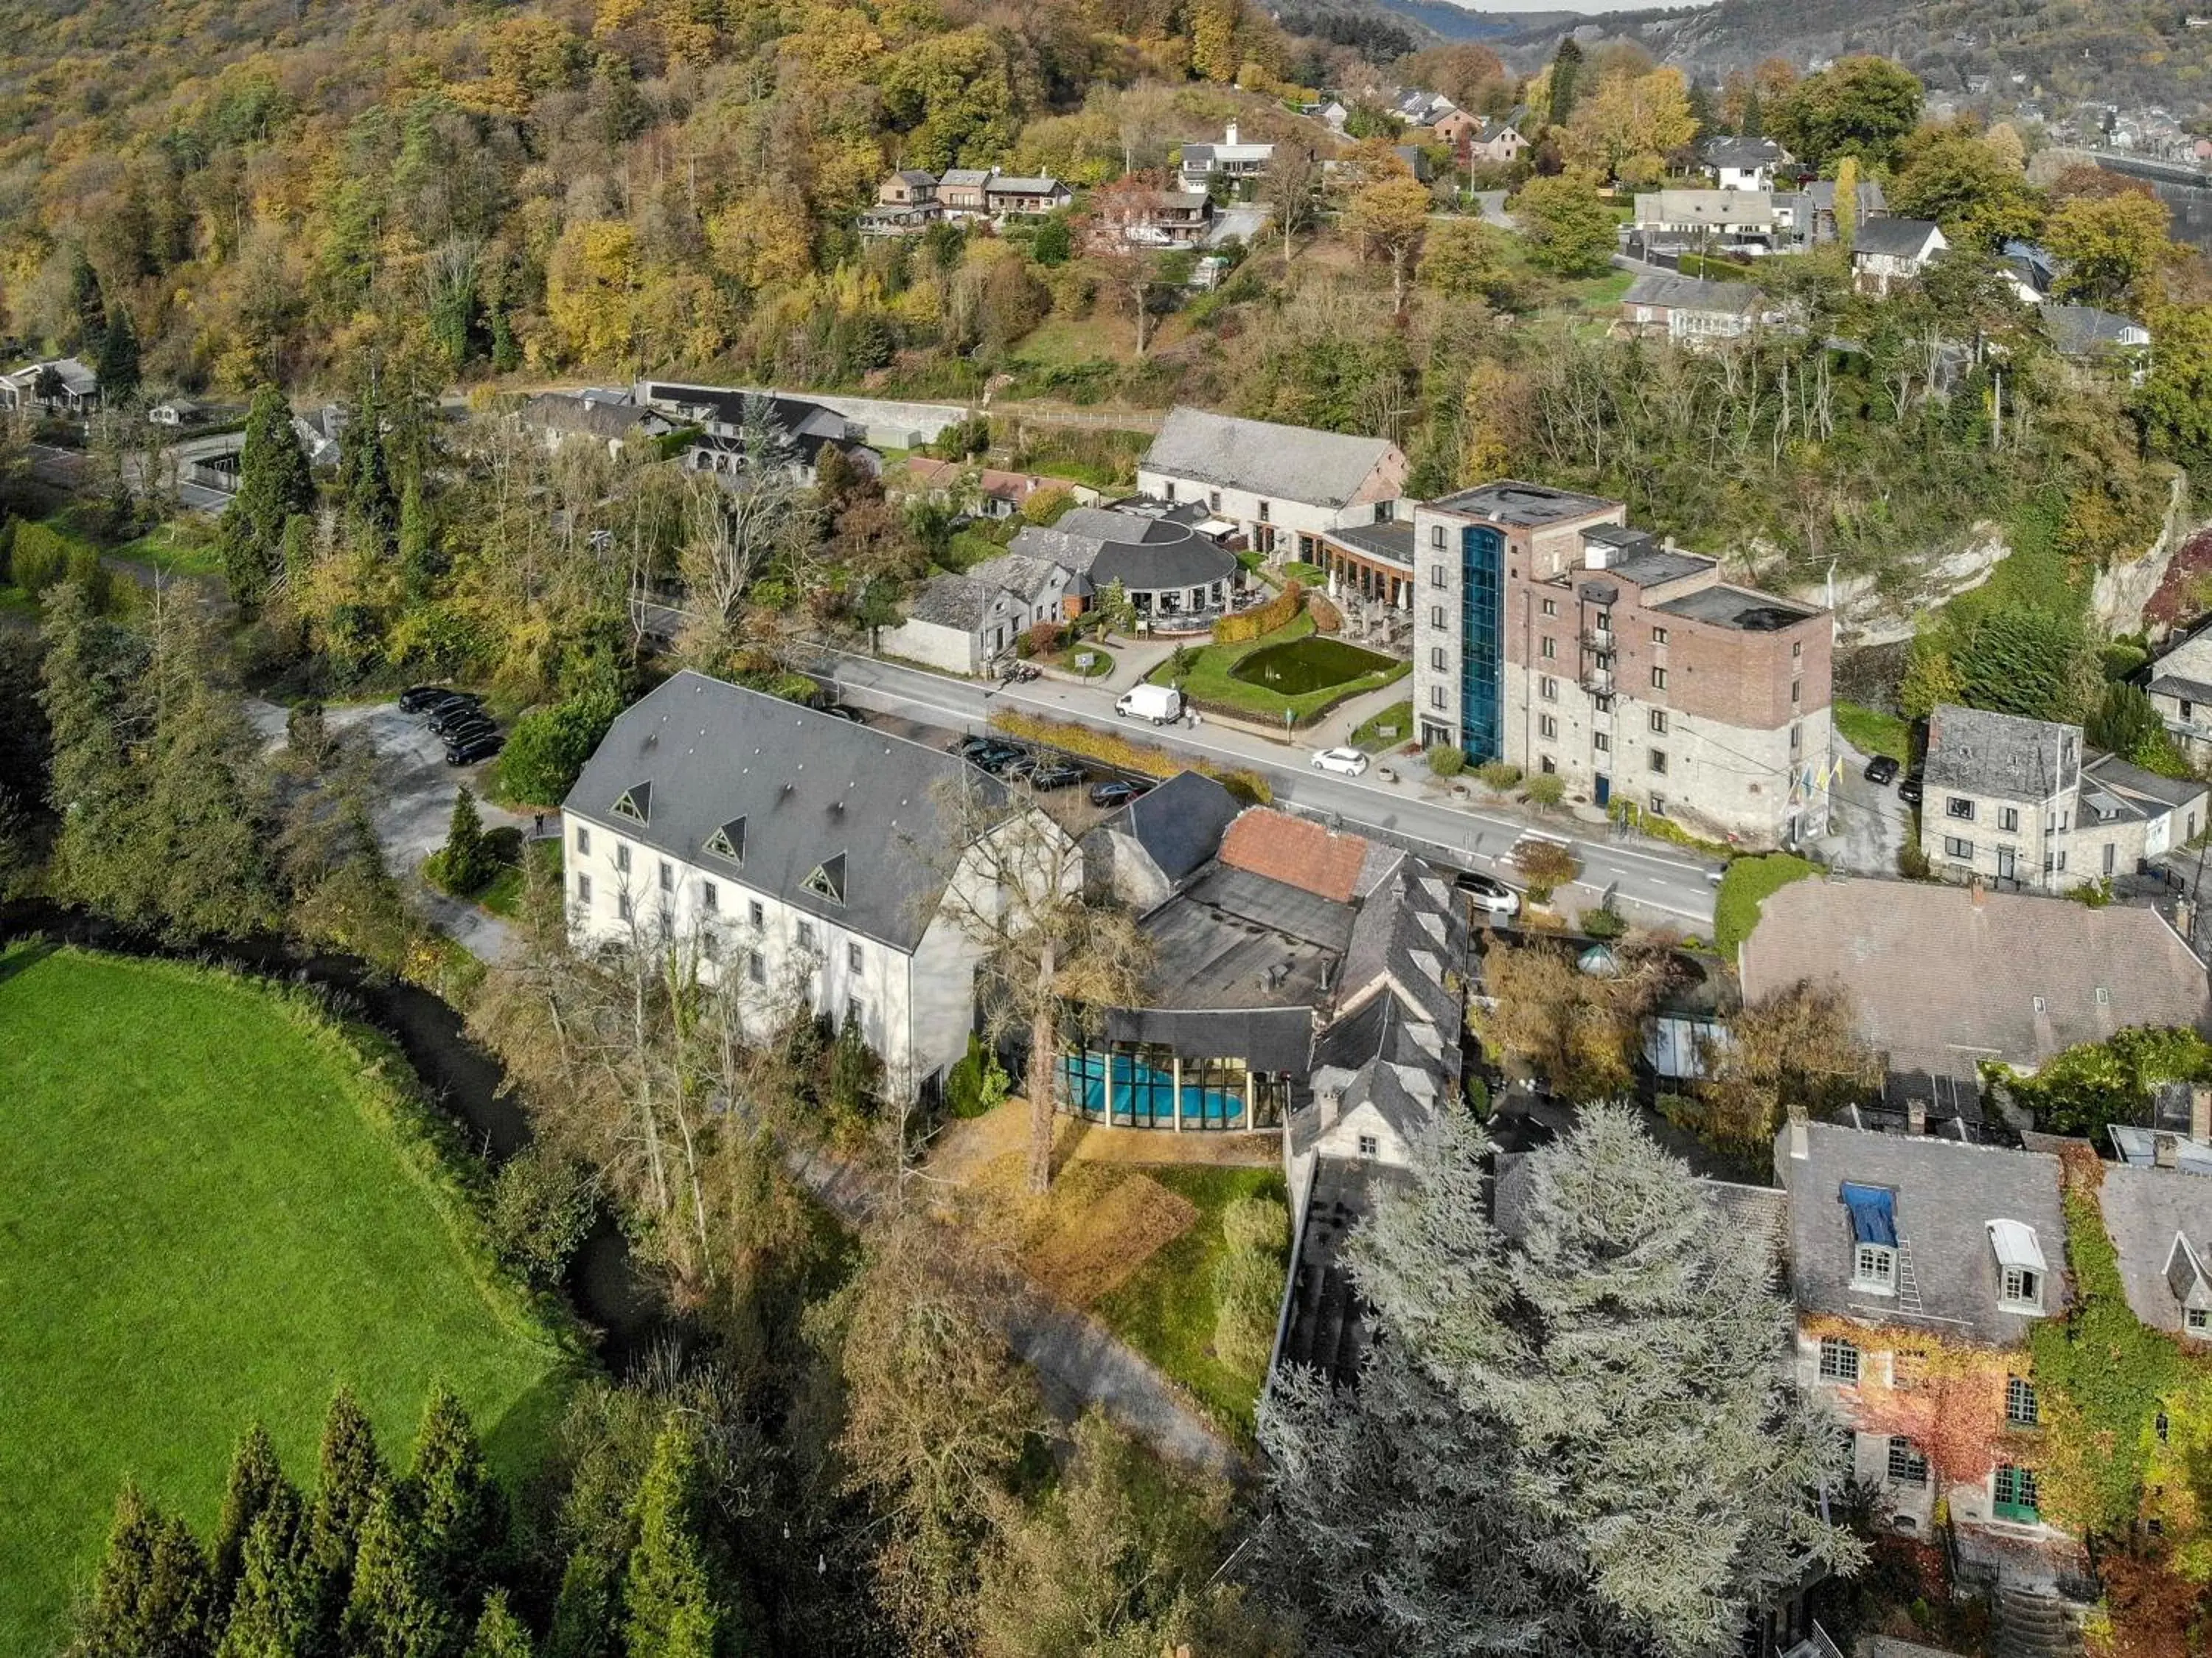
[{"left": 1522, "top": 0, "right": 2212, "bottom": 110}]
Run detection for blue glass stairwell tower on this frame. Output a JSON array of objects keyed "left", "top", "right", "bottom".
[{"left": 1458, "top": 522, "right": 1505, "bottom": 763}]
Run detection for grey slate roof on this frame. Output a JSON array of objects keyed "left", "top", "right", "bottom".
[
  {"left": 1705, "top": 136, "right": 1787, "bottom": 169},
  {"left": 2098, "top": 1163, "right": 2212, "bottom": 1335},
  {"left": 1141, "top": 406, "right": 1397, "bottom": 510},
  {"left": 564, "top": 671, "right": 1000, "bottom": 951},
  {"left": 939, "top": 168, "right": 990, "bottom": 187},
  {"left": 521, "top": 392, "right": 666, "bottom": 441},
  {"left": 1338, "top": 858, "right": 1463, "bottom": 1034},
  {"left": 985, "top": 175, "right": 1065, "bottom": 196},
  {"left": 1324, "top": 521, "right": 1416, "bottom": 566},
  {"left": 1923, "top": 703, "right": 2079, "bottom": 802},
  {"left": 2041, "top": 302, "right": 2148, "bottom": 355},
  {"left": 895, "top": 169, "right": 936, "bottom": 187},
  {"left": 1806, "top": 179, "right": 1886, "bottom": 216},
  {"left": 1621, "top": 272, "right": 1761, "bottom": 315},
  {"left": 2081, "top": 751, "right": 2207, "bottom": 822},
  {"left": 965, "top": 549, "right": 1064, "bottom": 605},
  {"left": 1009, "top": 506, "right": 1236, "bottom": 593},
  {"left": 902, "top": 572, "right": 1003, "bottom": 630},
  {"left": 1853, "top": 216, "right": 1944, "bottom": 260},
  {"left": 2149, "top": 630, "right": 2212, "bottom": 705},
  {"left": 1776, "top": 1121, "right": 2067, "bottom": 1346},
  {"left": 1742, "top": 876, "right": 2212, "bottom": 1083},
  {"left": 1107, "top": 770, "right": 1242, "bottom": 885}
]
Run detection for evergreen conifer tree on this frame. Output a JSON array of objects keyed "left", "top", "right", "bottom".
[
  {"left": 345, "top": 386, "right": 400, "bottom": 555},
  {"left": 212, "top": 1421, "right": 294, "bottom": 1600},
  {"left": 72, "top": 1482, "right": 215, "bottom": 1658},
  {"left": 463, "top": 1592, "right": 535, "bottom": 1658},
  {"left": 215, "top": 1491, "right": 318, "bottom": 1658},
  {"left": 404, "top": 1383, "right": 509, "bottom": 1619},
  {"left": 431, "top": 788, "right": 494, "bottom": 895},
  {"left": 1548, "top": 38, "right": 1584, "bottom": 127},
  {"left": 222, "top": 387, "right": 315, "bottom": 606},
  {"left": 1257, "top": 1107, "right": 1860, "bottom": 1657},
  {"left": 544, "top": 1550, "right": 616, "bottom": 1658},
  {"left": 309, "top": 1386, "right": 385, "bottom": 1593},
  {"left": 69, "top": 256, "right": 107, "bottom": 359},
  {"left": 97, "top": 304, "right": 140, "bottom": 401},
  {"left": 621, "top": 1428, "right": 720, "bottom": 1658},
  {"left": 41, "top": 577, "right": 147, "bottom": 920},
  {"left": 340, "top": 1488, "right": 448, "bottom": 1658}
]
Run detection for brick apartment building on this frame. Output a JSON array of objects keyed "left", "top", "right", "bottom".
[{"left": 1410, "top": 482, "right": 1833, "bottom": 847}]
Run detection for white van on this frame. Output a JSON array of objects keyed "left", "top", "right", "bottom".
[{"left": 1116, "top": 684, "right": 1184, "bottom": 725}]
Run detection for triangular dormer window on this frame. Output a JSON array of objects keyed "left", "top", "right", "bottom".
[
  {"left": 612, "top": 782, "right": 652, "bottom": 825},
  {"left": 703, "top": 817, "right": 745, "bottom": 864},
  {"left": 804, "top": 853, "right": 846, "bottom": 904}
]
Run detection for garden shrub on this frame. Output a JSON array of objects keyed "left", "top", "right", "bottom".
[
  {"left": 1525, "top": 773, "right": 1565, "bottom": 809},
  {"left": 498, "top": 690, "right": 622, "bottom": 807},
  {"left": 946, "top": 1034, "right": 1011, "bottom": 1120},
  {"left": 1427, "top": 746, "right": 1467, "bottom": 778},
  {"left": 1308, "top": 594, "right": 1343, "bottom": 634},
  {"left": 1475, "top": 759, "right": 1523, "bottom": 794},
  {"left": 486, "top": 1144, "right": 599, "bottom": 1289},
  {"left": 1512, "top": 838, "right": 1579, "bottom": 903},
  {"left": 1212, "top": 580, "right": 1303, "bottom": 645}
]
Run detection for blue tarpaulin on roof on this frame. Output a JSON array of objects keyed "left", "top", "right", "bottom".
[{"left": 1840, "top": 1182, "right": 1896, "bottom": 1247}]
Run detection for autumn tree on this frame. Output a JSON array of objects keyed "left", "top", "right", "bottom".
[
  {"left": 1470, "top": 938, "right": 1669, "bottom": 1101},
  {"left": 1262, "top": 143, "right": 1323, "bottom": 261},
  {"left": 1512, "top": 171, "right": 1615, "bottom": 277},
  {"left": 1889, "top": 128, "right": 2046, "bottom": 252},
  {"left": 930, "top": 761, "right": 1150, "bottom": 1195},
  {"left": 1345, "top": 175, "right": 1433, "bottom": 316},
  {"left": 835, "top": 1213, "right": 1046, "bottom": 1648},
  {"left": 2048, "top": 190, "right": 2173, "bottom": 305},
  {"left": 1561, "top": 66, "right": 1696, "bottom": 183},
  {"left": 1768, "top": 55, "right": 1923, "bottom": 171},
  {"left": 1692, "top": 980, "right": 1879, "bottom": 1153},
  {"left": 1083, "top": 176, "right": 1172, "bottom": 356},
  {"left": 2138, "top": 301, "right": 2212, "bottom": 471}
]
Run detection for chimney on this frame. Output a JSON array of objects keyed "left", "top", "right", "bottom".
[
  {"left": 1787, "top": 1115, "right": 1809, "bottom": 1162},
  {"left": 1225, "top": 122, "right": 1239, "bottom": 146},
  {"left": 2156, "top": 1131, "right": 2182, "bottom": 1170},
  {"left": 1907, "top": 1097, "right": 1927, "bottom": 1137},
  {"left": 2194, "top": 1083, "right": 2212, "bottom": 1144},
  {"left": 1584, "top": 535, "right": 1611, "bottom": 570}
]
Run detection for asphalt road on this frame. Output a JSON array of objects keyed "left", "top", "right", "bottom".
[{"left": 818, "top": 648, "right": 1723, "bottom": 929}]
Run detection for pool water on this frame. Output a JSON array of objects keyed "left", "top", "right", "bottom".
[{"left": 1229, "top": 637, "right": 1399, "bottom": 694}]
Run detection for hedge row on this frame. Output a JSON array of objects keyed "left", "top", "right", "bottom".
[{"left": 1212, "top": 580, "right": 1304, "bottom": 645}]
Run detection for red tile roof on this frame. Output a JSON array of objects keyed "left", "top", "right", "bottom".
[{"left": 1218, "top": 810, "right": 1371, "bottom": 903}]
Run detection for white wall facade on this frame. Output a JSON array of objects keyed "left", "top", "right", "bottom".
[{"left": 1136, "top": 457, "right": 1408, "bottom": 561}]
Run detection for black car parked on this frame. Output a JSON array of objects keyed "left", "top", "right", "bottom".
[
  {"left": 1089, "top": 779, "right": 1152, "bottom": 808},
  {"left": 428, "top": 702, "right": 490, "bottom": 737},
  {"left": 1863, "top": 755, "right": 1900, "bottom": 786},
  {"left": 1027, "top": 763, "right": 1084, "bottom": 791},
  {"left": 1898, "top": 773, "right": 1924, "bottom": 807},
  {"left": 400, "top": 684, "right": 460, "bottom": 713},
  {"left": 972, "top": 745, "right": 1027, "bottom": 775},
  {"left": 954, "top": 735, "right": 1001, "bottom": 760},
  {"left": 445, "top": 732, "right": 504, "bottom": 766}
]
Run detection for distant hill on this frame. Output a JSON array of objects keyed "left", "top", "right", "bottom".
[
  {"left": 1486, "top": 0, "right": 2212, "bottom": 112},
  {"left": 1367, "top": 1, "right": 1582, "bottom": 44}
]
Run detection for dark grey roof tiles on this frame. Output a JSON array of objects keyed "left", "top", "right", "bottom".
[
  {"left": 1109, "top": 771, "right": 1242, "bottom": 885},
  {"left": 1852, "top": 216, "right": 1943, "bottom": 259},
  {"left": 1142, "top": 406, "right": 1397, "bottom": 509},
  {"left": 2098, "top": 1163, "right": 2212, "bottom": 1335},
  {"left": 1777, "top": 1121, "right": 2067, "bottom": 1346},
  {"left": 1924, "top": 703, "right": 2079, "bottom": 802},
  {"left": 563, "top": 671, "right": 997, "bottom": 951}
]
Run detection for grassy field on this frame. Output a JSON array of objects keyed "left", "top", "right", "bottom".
[
  {"left": 1151, "top": 614, "right": 1410, "bottom": 726},
  {"left": 1093, "top": 1165, "right": 1289, "bottom": 1435},
  {"left": 481, "top": 836, "right": 563, "bottom": 918},
  {"left": 111, "top": 518, "right": 226, "bottom": 579},
  {"left": 1834, "top": 700, "right": 1912, "bottom": 763},
  {"left": 0, "top": 946, "right": 573, "bottom": 1647}
]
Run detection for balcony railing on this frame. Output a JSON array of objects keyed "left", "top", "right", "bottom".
[
  {"left": 1583, "top": 627, "right": 1615, "bottom": 652},
  {"left": 1582, "top": 668, "right": 1614, "bottom": 696}
]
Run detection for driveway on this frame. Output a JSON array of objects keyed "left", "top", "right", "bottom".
[
  {"left": 248, "top": 698, "right": 529, "bottom": 961},
  {"left": 1823, "top": 738, "right": 1912, "bottom": 877},
  {"left": 1208, "top": 204, "right": 1269, "bottom": 248}
]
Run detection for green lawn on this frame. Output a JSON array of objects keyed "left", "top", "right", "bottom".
[
  {"left": 1151, "top": 614, "right": 1411, "bottom": 726},
  {"left": 1714, "top": 853, "right": 1818, "bottom": 957},
  {"left": 1351, "top": 698, "right": 1415, "bottom": 753},
  {"left": 481, "top": 836, "right": 563, "bottom": 918},
  {"left": 0, "top": 947, "right": 574, "bottom": 1648},
  {"left": 1093, "top": 1165, "right": 1288, "bottom": 1435},
  {"left": 1834, "top": 700, "right": 1911, "bottom": 763},
  {"left": 111, "top": 518, "right": 225, "bottom": 580}
]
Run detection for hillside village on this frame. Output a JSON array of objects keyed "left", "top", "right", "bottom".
[{"left": 14, "top": 10, "right": 2212, "bottom": 1658}]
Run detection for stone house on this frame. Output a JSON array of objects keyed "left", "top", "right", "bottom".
[
  {"left": 879, "top": 550, "right": 1074, "bottom": 674},
  {"left": 1136, "top": 405, "right": 1408, "bottom": 562},
  {"left": 1851, "top": 218, "right": 1949, "bottom": 295},
  {"left": 1619, "top": 272, "right": 1763, "bottom": 344}
]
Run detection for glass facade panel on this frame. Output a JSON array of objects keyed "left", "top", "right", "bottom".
[
  {"left": 1459, "top": 524, "right": 1504, "bottom": 763},
  {"left": 1054, "top": 1037, "right": 1284, "bottom": 1131}
]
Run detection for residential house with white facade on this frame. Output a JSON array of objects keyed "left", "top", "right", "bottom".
[
  {"left": 0, "top": 357, "right": 100, "bottom": 413},
  {"left": 1851, "top": 218, "right": 1948, "bottom": 295},
  {"left": 1917, "top": 703, "right": 2207, "bottom": 892},
  {"left": 517, "top": 391, "right": 675, "bottom": 459},
  {"left": 1178, "top": 123, "right": 1275, "bottom": 192},
  {"left": 1633, "top": 189, "right": 1781, "bottom": 250},
  {"left": 2148, "top": 625, "right": 2212, "bottom": 764},
  {"left": 1410, "top": 482, "right": 1833, "bottom": 847},
  {"left": 561, "top": 673, "right": 1068, "bottom": 1098},
  {"left": 880, "top": 551, "right": 1074, "bottom": 674},
  {"left": 1136, "top": 406, "right": 1408, "bottom": 561},
  {"left": 1704, "top": 136, "right": 1792, "bottom": 192}
]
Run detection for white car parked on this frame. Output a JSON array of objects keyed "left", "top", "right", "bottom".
[{"left": 1310, "top": 746, "right": 1370, "bottom": 777}]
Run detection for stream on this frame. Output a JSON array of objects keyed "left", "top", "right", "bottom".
[{"left": 0, "top": 900, "right": 676, "bottom": 1373}]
